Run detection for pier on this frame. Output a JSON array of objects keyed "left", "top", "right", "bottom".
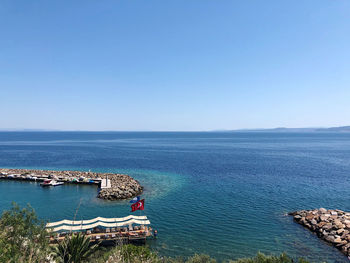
[
  {"left": 0, "top": 168, "right": 143, "bottom": 200},
  {"left": 0, "top": 170, "right": 102, "bottom": 187}
]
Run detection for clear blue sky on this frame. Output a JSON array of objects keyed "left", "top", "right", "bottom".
[{"left": 1, "top": 0, "right": 349, "bottom": 131}]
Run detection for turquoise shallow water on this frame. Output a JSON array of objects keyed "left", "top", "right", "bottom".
[{"left": 0, "top": 132, "right": 350, "bottom": 262}]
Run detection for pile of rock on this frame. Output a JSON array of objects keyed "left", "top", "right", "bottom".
[
  {"left": 0, "top": 168, "right": 143, "bottom": 201},
  {"left": 289, "top": 208, "right": 350, "bottom": 257},
  {"left": 97, "top": 174, "right": 143, "bottom": 200}
]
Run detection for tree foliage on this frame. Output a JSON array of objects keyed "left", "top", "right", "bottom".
[{"left": 0, "top": 202, "right": 50, "bottom": 263}]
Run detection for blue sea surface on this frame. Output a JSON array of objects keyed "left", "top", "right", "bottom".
[{"left": 0, "top": 132, "right": 349, "bottom": 262}]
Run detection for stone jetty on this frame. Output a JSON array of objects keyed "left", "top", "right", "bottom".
[
  {"left": 0, "top": 168, "right": 143, "bottom": 201},
  {"left": 289, "top": 208, "right": 350, "bottom": 258}
]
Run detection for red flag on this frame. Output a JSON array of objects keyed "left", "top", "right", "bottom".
[{"left": 131, "top": 199, "right": 144, "bottom": 212}]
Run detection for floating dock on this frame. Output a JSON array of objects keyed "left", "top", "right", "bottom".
[{"left": 46, "top": 215, "right": 154, "bottom": 245}]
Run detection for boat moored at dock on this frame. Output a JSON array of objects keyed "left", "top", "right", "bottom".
[{"left": 40, "top": 179, "right": 64, "bottom": 187}]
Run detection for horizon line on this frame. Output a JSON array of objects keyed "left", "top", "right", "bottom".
[{"left": 0, "top": 125, "right": 349, "bottom": 133}]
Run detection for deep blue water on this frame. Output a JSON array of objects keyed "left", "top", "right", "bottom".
[{"left": 0, "top": 132, "right": 350, "bottom": 262}]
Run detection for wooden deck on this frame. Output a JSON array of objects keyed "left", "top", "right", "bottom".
[{"left": 49, "top": 229, "right": 153, "bottom": 245}]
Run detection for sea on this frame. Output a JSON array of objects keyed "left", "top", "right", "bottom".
[{"left": 0, "top": 131, "right": 349, "bottom": 262}]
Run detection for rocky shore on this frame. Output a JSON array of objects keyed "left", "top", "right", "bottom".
[
  {"left": 0, "top": 168, "right": 143, "bottom": 201},
  {"left": 289, "top": 208, "right": 350, "bottom": 258}
]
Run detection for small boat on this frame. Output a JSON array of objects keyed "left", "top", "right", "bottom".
[{"left": 40, "top": 179, "right": 64, "bottom": 187}]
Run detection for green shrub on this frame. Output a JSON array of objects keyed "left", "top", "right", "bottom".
[
  {"left": 0, "top": 202, "right": 50, "bottom": 263},
  {"left": 229, "top": 252, "right": 309, "bottom": 263},
  {"left": 186, "top": 254, "right": 216, "bottom": 263},
  {"left": 105, "top": 244, "right": 160, "bottom": 263}
]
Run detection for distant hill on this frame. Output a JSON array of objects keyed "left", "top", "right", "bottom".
[
  {"left": 222, "top": 126, "right": 350, "bottom": 133},
  {"left": 321, "top": 126, "right": 350, "bottom": 132}
]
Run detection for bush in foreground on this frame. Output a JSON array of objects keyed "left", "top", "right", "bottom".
[
  {"left": 229, "top": 252, "right": 310, "bottom": 263},
  {"left": 102, "top": 246, "right": 310, "bottom": 263},
  {"left": 0, "top": 202, "right": 50, "bottom": 263},
  {"left": 51, "top": 233, "right": 100, "bottom": 263}
]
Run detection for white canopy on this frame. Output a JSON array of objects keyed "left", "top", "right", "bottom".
[
  {"left": 46, "top": 216, "right": 150, "bottom": 232},
  {"left": 46, "top": 215, "right": 148, "bottom": 227}
]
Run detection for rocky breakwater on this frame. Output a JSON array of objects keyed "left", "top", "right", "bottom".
[
  {"left": 0, "top": 168, "right": 143, "bottom": 201},
  {"left": 97, "top": 174, "right": 143, "bottom": 201},
  {"left": 289, "top": 208, "right": 350, "bottom": 258}
]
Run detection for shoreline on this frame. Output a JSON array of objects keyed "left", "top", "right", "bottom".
[
  {"left": 0, "top": 168, "right": 143, "bottom": 200},
  {"left": 289, "top": 208, "right": 350, "bottom": 258}
]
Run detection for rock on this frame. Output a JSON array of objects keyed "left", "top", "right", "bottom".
[
  {"left": 319, "top": 208, "right": 327, "bottom": 213},
  {"left": 336, "top": 224, "right": 345, "bottom": 229},
  {"left": 322, "top": 230, "right": 329, "bottom": 237},
  {"left": 320, "top": 215, "right": 329, "bottom": 221},
  {"left": 310, "top": 219, "right": 317, "bottom": 225},
  {"left": 323, "top": 223, "right": 333, "bottom": 231},
  {"left": 325, "top": 235, "right": 335, "bottom": 243},
  {"left": 341, "top": 244, "right": 349, "bottom": 254},
  {"left": 333, "top": 237, "right": 343, "bottom": 244},
  {"left": 334, "top": 219, "right": 342, "bottom": 225},
  {"left": 294, "top": 215, "right": 302, "bottom": 221},
  {"left": 306, "top": 213, "right": 314, "bottom": 221},
  {"left": 341, "top": 230, "right": 349, "bottom": 238},
  {"left": 304, "top": 223, "right": 311, "bottom": 228},
  {"left": 290, "top": 208, "right": 350, "bottom": 258},
  {"left": 318, "top": 221, "right": 326, "bottom": 228},
  {"left": 336, "top": 209, "right": 344, "bottom": 215},
  {"left": 337, "top": 229, "right": 345, "bottom": 235}
]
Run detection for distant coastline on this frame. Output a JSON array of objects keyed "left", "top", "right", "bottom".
[
  {"left": 215, "top": 126, "right": 350, "bottom": 133},
  {"left": 0, "top": 125, "right": 350, "bottom": 133}
]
